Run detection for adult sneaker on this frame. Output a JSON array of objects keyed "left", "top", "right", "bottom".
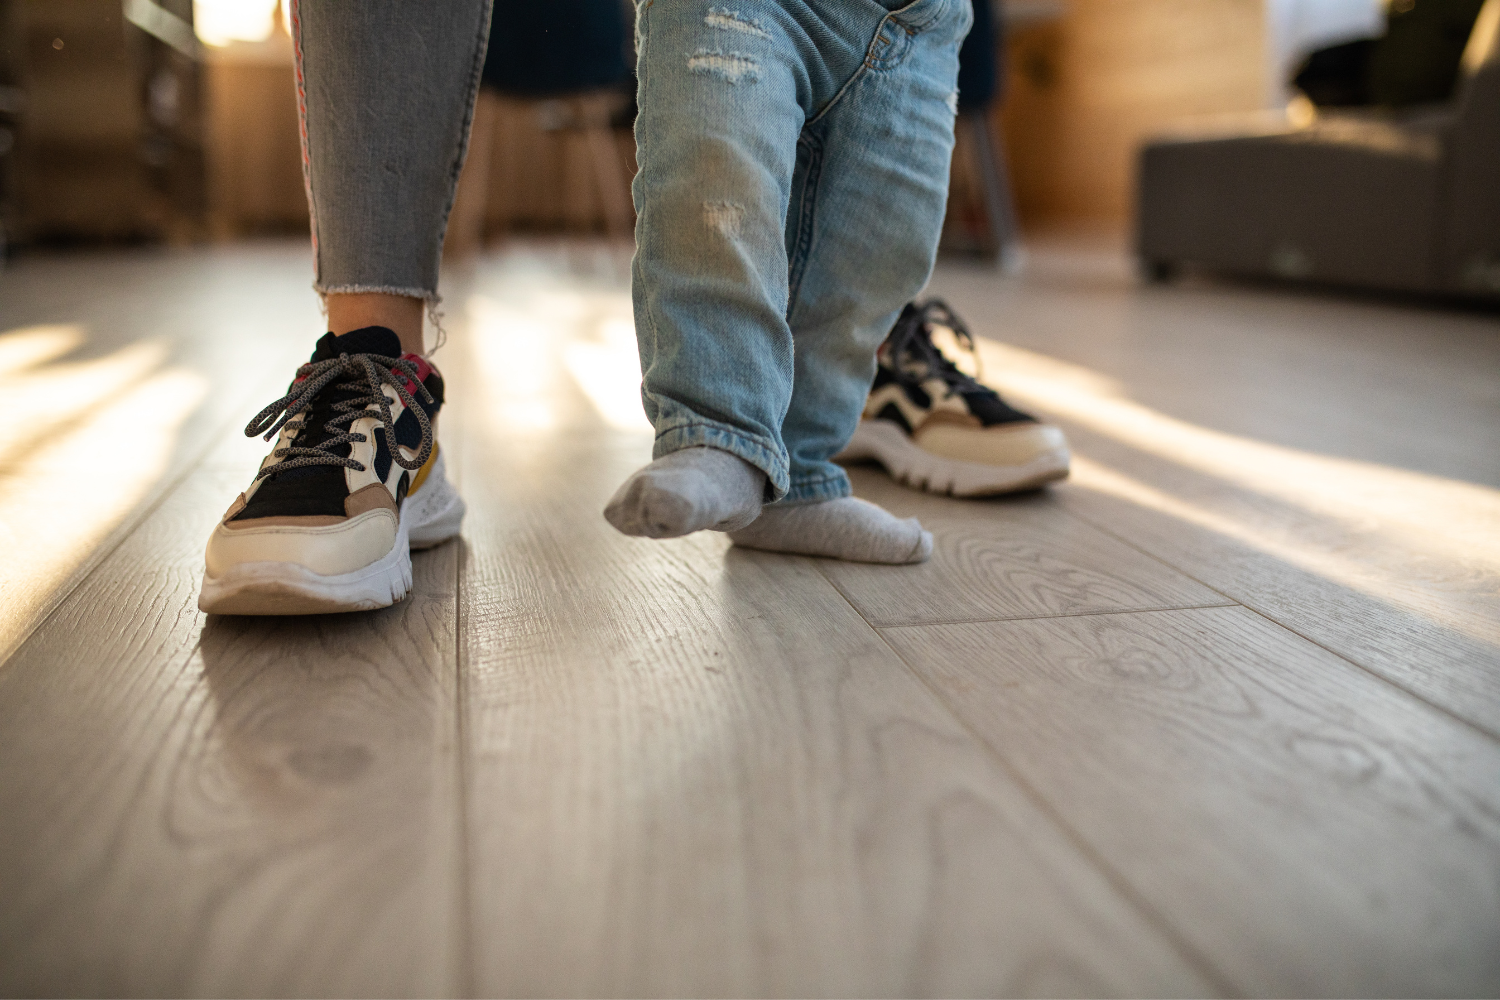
[
  {"left": 837, "top": 299, "right": 1070, "bottom": 496},
  {"left": 199, "top": 326, "right": 466, "bottom": 615}
]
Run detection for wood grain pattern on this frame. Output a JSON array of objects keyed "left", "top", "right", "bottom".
[
  {"left": 0, "top": 461, "right": 463, "bottom": 997},
  {"left": 830, "top": 467, "right": 1229, "bottom": 627},
  {"left": 3, "top": 239, "right": 1497, "bottom": 997},
  {"left": 1058, "top": 434, "right": 1500, "bottom": 737},
  {"left": 925, "top": 243, "right": 1500, "bottom": 736},
  {"left": 452, "top": 445, "right": 1213, "bottom": 998},
  {"left": 0, "top": 355, "right": 464, "bottom": 996},
  {"left": 442, "top": 260, "right": 1213, "bottom": 997},
  {"left": 0, "top": 244, "right": 322, "bottom": 662},
  {"left": 882, "top": 606, "right": 1500, "bottom": 996}
]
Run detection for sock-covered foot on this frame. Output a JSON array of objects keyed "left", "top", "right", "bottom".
[
  {"left": 727, "top": 496, "right": 933, "bottom": 564},
  {"left": 605, "top": 447, "right": 766, "bottom": 538}
]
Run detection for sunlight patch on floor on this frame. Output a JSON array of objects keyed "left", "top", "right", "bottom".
[
  {"left": 950, "top": 334, "right": 1500, "bottom": 645},
  {"left": 0, "top": 324, "right": 207, "bottom": 660},
  {"left": 465, "top": 277, "right": 648, "bottom": 438},
  {"left": 562, "top": 317, "right": 652, "bottom": 434}
]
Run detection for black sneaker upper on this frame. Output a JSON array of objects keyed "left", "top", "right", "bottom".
[
  {"left": 233, "top": 327, "right": 443, "bottom": 521},
  {"left": 871, "top": 299, "right": 1036, "bottom": 432}
]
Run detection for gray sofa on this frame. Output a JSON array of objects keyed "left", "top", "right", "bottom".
[{"left": 1136, "top": 0, "right": 1500, "bottom": 300}]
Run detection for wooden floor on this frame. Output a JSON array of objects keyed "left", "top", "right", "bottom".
[{"left": 1, "top": 236, "right": 1497, "bottom": 998}]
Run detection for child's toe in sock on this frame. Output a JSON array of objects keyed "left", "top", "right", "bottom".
[
  {"left": 727, "top": 496, "right": 932, "bottom": 564},
  {"left": 605, "top": 447, "right": 766, "bottom": 538}
]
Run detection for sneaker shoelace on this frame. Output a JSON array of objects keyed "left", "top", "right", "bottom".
[
  {"left": 244, "top": 352, "right": 434, "bottom": 481},
  {"left": 884, "top": 299, "right": 992, "bottom": 399}
]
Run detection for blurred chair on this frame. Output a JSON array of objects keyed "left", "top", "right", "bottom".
[
  {"left": 1136, "top": 0, "right": 1500, "bottom": 299},
  {"left": 445, "top": 0, "right": 633, "bottom": 260},
  {"left": 941, "top": 0, "right": 1025, "bottom": 271}
]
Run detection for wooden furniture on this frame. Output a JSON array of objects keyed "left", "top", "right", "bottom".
[
  {"left": 445, "top": 88, "right": 635, "bottom": 260},
  {"left": 201, "top": 32, "right": 308, "bottom": 237}
]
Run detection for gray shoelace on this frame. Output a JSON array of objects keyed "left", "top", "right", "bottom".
[
  {"left": 245, "top": 352, "right": 434, "bottom": 481},
  {"left": 886, "top": 299, "right": 986, "bottom": 393}
]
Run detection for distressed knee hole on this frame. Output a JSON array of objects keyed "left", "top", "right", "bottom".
[
  {"left": 946, "top": 90, "right": 960, "bottom": 114},
  {"left": 688, "top": 50, "right": 760, "bottom": 84},
  {"left": 705, "top": 8, "right": 770, "bottom": 39},
  {"left": 703, "top": 201, "right": 745, "bottom": 237}
]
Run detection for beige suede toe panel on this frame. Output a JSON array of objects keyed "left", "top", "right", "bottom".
[
  {"left": 205, "top": 508, "right": 399, "bottom": 578},
  {"left": 914, "top": 421, "right": 1069, "bottom": 467}
]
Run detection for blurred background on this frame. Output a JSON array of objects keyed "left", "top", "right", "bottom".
[{"left": 1, "top": 0, "right": 1493, "bottom": 297}]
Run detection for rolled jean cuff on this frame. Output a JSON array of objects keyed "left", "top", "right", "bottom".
[
  {"left": 653, "top": 419, "right": 790, "bottom": 501},
  {"left": 778, "top": 470, "right": 853, "bottom": 505}
]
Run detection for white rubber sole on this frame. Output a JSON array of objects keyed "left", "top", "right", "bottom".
[
  {"left": 836, "top": 418, "right": 1070, "bottom": 497},
  {"left": 407, "top": 452, "right": 468, "bottom": 550},
  {"left": 198, "top": 453, "right": 466, "bottom": 616}
]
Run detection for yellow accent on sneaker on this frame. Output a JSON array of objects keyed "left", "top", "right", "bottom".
[{"left": 408, "top": 441, "right": 441, "bottom": 496}]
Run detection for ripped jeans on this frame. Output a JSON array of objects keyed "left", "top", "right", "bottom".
[{"left": 633, "top": 0, "right": 970, "bottom": 502}]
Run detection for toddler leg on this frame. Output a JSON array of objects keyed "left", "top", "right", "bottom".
[
  {"left": 615, "top": 0, "right": 810, "bottom": 530},
  {"left": 729, "top": 0, "right": 970, "bottom": 563}
]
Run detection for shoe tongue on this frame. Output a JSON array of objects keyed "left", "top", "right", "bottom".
[{"left": 310, "top": 326, "right": 403, "bottom": 362}]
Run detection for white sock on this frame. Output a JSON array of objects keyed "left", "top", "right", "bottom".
[
  {"left": 727, "top": 496, "right": 933, "bottom": 564},
  {"left": 604, "top": 446, "right": 766, "bottom": 538}
]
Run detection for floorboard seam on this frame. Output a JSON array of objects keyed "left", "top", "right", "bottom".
[
  {"left": 810, "top": 559, "right": 1243, "bottom": 998},
  {"left": 1061, "top": 496, "right": 1500, "bottom": 746},
  {"left": 451, "top": 429, "right": 478, "bottom": 1000},
  {"left": 866, "top": 601, "right": 1242, "bottom": 630}
]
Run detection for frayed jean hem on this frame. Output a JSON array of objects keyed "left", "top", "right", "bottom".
[{"left": 778, "top": 470, "right": 853, "bottom": 505}]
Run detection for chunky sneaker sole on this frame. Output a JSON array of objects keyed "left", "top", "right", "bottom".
[
  {"left": 199, "top": 449, "right": 464, "bottom": 615},
  {"left": 838, "top": 418, "right": 1069, "bottom": 497}
]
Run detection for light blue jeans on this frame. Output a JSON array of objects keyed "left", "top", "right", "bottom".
[{"left": 632, "top": 0, "right": 970, "bottom": 502}]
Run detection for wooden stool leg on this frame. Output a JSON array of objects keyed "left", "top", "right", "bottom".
[
  {"left": 574, "top": 94, "right": 635, "bottom": 240},
  {"left": 444, "top": 89, "right": 499, "bottom": 262},
  {"left": 968, "top": 110, "right": 1026, "bottom": 273}
]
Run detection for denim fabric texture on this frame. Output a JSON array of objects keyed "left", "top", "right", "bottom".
[
  {"left": 291, "top": 0, "right": 493, "bottom": 303},
  {"left": 632, "top": 0, "right": 970, "bottom": 502}
]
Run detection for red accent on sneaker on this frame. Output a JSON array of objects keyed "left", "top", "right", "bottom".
[{"left": 397, "top": 353, "right": 435, "bottom": 397}]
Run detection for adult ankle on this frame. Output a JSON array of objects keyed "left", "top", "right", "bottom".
[{"left": 326, "top": 292, "right": 426, "bottom": 355}]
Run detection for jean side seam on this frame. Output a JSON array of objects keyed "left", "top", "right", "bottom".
[
  {"left": 432, "top": 4, "right": 495, "bottom": 265},
  {"left": 633, "top": 2, "right": 666, "bottom": 417},
  {"left": 785, "top": 131, "right": 824, "bottom": 313},
  {"left": 289, "top": 0, "right": 320, "bottom": 289}
]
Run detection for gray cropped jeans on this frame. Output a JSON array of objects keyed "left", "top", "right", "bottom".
[{"left": 291, "top": 0, "right": 493, "bottom": 302}]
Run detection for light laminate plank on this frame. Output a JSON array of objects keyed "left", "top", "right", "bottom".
[
  {"left": 925, "top": 246, "right": 1500, "bottom": 734},
  {"left": 0, "top": 422, "right": 463, "bottom": 995},
  {"left": 832, "top": 467, "right": 1229, "bottom": 627},
  {"left": 1056, "top": 429, "right": 1500, "bottom": 737},
  {"left": 0, "top": 243, "right": 322, "bottom": 662},
  {"left": 440, "top": 257, "right": 1217, "bottom": 997},
  {"left": 454, "top": 448, "right": 1215, "bottom": 998},
  {"left": 882, "top": 606, "right": 1500, "bottom": 997}
]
